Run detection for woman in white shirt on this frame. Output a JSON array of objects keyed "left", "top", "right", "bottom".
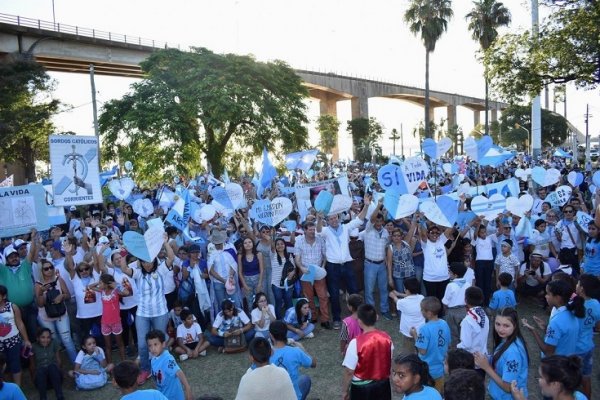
[{"left": 472, "top": 224, "right": 497, "bottom": 305}]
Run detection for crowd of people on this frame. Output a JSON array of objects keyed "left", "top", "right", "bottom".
[{"left": 0, "top": 154, "right": 599, "bottom": 400}]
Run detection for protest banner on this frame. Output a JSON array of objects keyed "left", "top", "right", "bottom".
[
  {"left": 294, "top": 175, "right": 349, "bottom": 201},
  {"left": 49, "top": 135, "right": 102, "bottom": 206},
  {"left": 0, "top": 184, "right": 50, "bottom": 237}
]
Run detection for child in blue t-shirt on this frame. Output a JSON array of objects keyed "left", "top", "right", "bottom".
[
  {"left": 410, "top": 296, "right": 450, "bottom": 394},
  {"left": 522, "top": 280, "right": 584, "bottom": 357},
  {"left": 474, "top": 307, "right": 529, "bottom": 400},
  {"left": 113, "top": 360, "right": 168, "bottom": 400},
  {"left": 489, "top": 273, "right": 517, "bottom": 311},
  {"left": 146, "top": 330, "right": 192, "bottom": 400},
  {"left": 574, "top": 274, "right": 600, "bottom": 400}
]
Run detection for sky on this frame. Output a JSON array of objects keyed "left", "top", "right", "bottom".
[{"left": 1, "top": 0, "right": 598, "bottom": 161}]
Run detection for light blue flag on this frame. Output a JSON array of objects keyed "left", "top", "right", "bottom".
[
  {"left": 165, "top": 188, "right": 190, "bottom": 231},
  {"left": 479, "top": 145, "right": 515, "bottom": 167},
  {"left": 285, "top": 149, "right": 318, "bottom": 171},
  {"left": 553, "top": 148, "right": 572, "bottom": 158},
  {"left": 99, "top": 166, "right": 119, "bottom": 187},
  {"left": 259, "top": 147, "right": 277, "bottom": 196}
]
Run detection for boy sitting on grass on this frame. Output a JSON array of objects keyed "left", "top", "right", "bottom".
[{"left": 113, "top": 360, "right": 167, "bottom": 400}]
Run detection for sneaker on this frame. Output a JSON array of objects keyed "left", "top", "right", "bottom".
[
  {"left": 321, "top": 321, "right": 332, "bottom": 330},
  {"left": 199, "top": 350, "right": 207, "bottom": 357},
  {"left": 305, "top": 332, "right": 315, "bottom": 339},
  {"left": 137, "top": 370, "right": 151, "bottom": 386},
  {"left": 179, "top": 354, "right": 189, "bottom": 362},
  {"left": 333, "top": 321, "right": 342, "bottom": 330},
  {"left": 381, "top": 312, "right": 393, "bottom": 321}
]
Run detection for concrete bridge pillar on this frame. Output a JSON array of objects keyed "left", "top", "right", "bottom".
[
  {"left": 318, "top": 94, "right": 340, "bottom": 161},
  {"left": 447, "top": 105, "right": 457, "bottom": 129},
  {"left": 351, "top": 96, "right": 369, "bottom": 120},
  {"left": 474, "top": 110, "right": 481, "bottom": 128},
  {"left": 491, "top": 109, "right": 498, "bottom": 123}
]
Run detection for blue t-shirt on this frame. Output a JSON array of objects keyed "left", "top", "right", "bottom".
[
  {"left": 0, "top": 382, "right": 26, "bottom": 400},
  {"left": 574, "top": 390, "right": 588, "bottom": 400},
  {"left": 121, "top": 389, "right": 169, "bottom": 400},
  {"left": 488, "top": 338, "right": 528, "bottom": 400},
  {"left": 403, "top": 385, "right": 442, "bottom": 399},
  {"left": 583, "top": 240, "right": 600, "bottom": 276},
  {"left": 544, "top": 306, "right": 579, "bottom": 356},
  {"left": 270, "top": 345, "right": 313, "bottom": 400},
  {"left": 150, "top": 350, "right": 184, "bottom": 400},
  {"left": 283, "top": 307, "right": 311, "bottom": 328},
  {"left": 575, "top": 298, "right": 600, "bottom": 353},
  {"left": 489, "top": 289, "right": 517, "bottom": 310},
  {"left": 414, "top": 319, "right": 450, "bottom": 379}
]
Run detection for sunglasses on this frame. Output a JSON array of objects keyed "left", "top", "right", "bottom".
[
  {"left": 564, "top": 210, "right": 575, "bottom": 214},
  {"left": 43, "top": 265, "right": 55, "bottom": 271}
]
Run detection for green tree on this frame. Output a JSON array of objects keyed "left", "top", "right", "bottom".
[
  {"left": 404, "top": 0, "right": 454, "bottom": 139},
  {"left": 498, "top": 104, "right": 569, "bottom": 149},
  {"left": 346, "top": 117, "right": 384, "bottom": 162},
  {"left": 465, "top": 0, "right": 511, "bottom": 135},
  {"left": 0, "top": 56, "right": 60, "bottom": 183},
  {"left": 485, "top": 0, "right": 599, "bottom": 102},
  {"left": 99, "top": 47, "right": 309, "bottom": 182},
  {"left": 316, "top": 114, "right": 340, "bottom": 154}
]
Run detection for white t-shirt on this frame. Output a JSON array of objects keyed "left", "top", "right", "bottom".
[
  {"left": 472, "top": 234, "right": 497, "bottom": 261},
  {"left": 421, "top": 234, "right": 450, "bottom": 282},
  {"left": 519, "top": 262, "right": 551, "bottom": 286},
  {"left": 457, "top": 306, "right": 489, "bottom": 355},
  {"left": 442, "top": 278, "right": 471, "bottom": 308},
  {"left": 212, "top": 309, "right": 251, "bottom": 329},
  {"left": 176, "top": 322, "right": 203, "bottom": 344},
  {"left": 396, "top": 294, "right": 425, "bottom": 337},
  {"left": 52, "top": 258, "right": 75, "bottom": 299},
  {"left": 74, "top": 347, "right": 106, "bottom": 365},
  {"left": 208, "top": 250, "right": 238, "bottom": 279},
  {"left": 464, "top": 267, "right": 475, "bottom": 286},
  {"left": 251, "top": 305, "right": 276, "bottom": 333},
  {"left": 72, "top": 271, "right": 102, "bottom": 318}
]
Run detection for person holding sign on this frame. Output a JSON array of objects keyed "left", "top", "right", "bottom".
[
  {"left": 417, "top": 217, "right": 454, "bottom": 301},
  {"left": 317, "top": 195, "right": 371, "bottom": 330}
]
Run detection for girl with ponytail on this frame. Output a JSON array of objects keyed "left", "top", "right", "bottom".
[{"left": 391, "top": 353, "right": 442, "bottom": 399}]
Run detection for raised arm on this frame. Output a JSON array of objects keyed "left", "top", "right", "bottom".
[
  {"left": 356, "top": 194, "right": 372, "bottom": 221},
  {"left": 26, "top": 228, "right": 39, "bottom": 263}
]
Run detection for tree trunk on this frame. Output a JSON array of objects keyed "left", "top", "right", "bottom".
[
  {"left": 484, "top": 65, "right": 489, "bottom": 136},
  {"left": 204, "top": 144, "right": 226, "bottom": 177},
  {"left": 425, "top": 49, "right": 431, "bottom": 140}
]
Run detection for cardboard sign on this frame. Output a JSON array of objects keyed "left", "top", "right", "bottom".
[
  {"left": 0, "top": 184, "right": 50, "bottom": 237},
  {"left": 251, "top": 197, "right": 293, "bottom": 226},
  {"left": 123, "top": 225, "right": 165, "bottom": 262}
]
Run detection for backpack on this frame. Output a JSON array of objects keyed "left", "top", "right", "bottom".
[{"left": 45, "top": 282, "right": 67, "bottom": 318}]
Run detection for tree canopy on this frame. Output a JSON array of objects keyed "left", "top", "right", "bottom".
[
  {"left": 99, "top": 47, "right": 309, "bottom": 182},
  {"left": 316, "top": 114, "right": 340, "bottom": 155},
  {"left": 485, "top": 0, "right": 599, "bottom": 102},
  {"left": 346, "top": 117, "right": 384, "bottom": 163},
  {"left": 0, "top": 56, "right": 60, "bottom": 183},
  {"left": 497, "top": 104, "right": 570, "bottom": 149}
]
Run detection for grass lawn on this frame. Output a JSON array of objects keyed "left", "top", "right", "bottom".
[{"left": 19, "top": 295, "right": 600, "bottom": 400}]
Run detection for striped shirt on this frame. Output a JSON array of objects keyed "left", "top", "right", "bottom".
[
  {"left": 363, "top": 222, "right": 389, "bottom": 262},
  {"left": 294, "top": 235, "right": 325, "bottom": 267},
  {"left": 132, "top": 262, "right": 169, "bottom": 318}
]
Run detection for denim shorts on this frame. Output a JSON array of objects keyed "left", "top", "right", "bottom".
[{"left": 577, "top": 350, "right": 593, "bottom": 376}]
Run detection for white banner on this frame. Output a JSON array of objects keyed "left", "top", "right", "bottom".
[
  {"left": 294, "top": 175, "right": 350, "bottom": 201},
  {"left": 49, "top": 135, "right": 102, "bottom": 206}
]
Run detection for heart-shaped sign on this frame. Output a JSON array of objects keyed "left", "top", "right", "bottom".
[
  {"left": 422, "top": 138, "right": 452, "bottom": 160},
  {"left": 531, "top": 167, "right": 561, "bottom": 187},
  {"left": 384, "top": 190, "right": 419, "bottom": 219},
  {"left": 108, "top": 178, "right": 135, "bottom": 201},
  {"left": 251, "top": 197, "right": 293, "bottom": 226},
  {"left": 328, "top": 194, "right": 353, "bottom": 216},
  {"left": 123, "top": 226, "right": 165, "bottom": 262},
  {"left": 191, "top": 203, "right": 216, "bottom": 223},
  {"left": 419, "top": 195, "right": 458, "bottom": 228},
  {"left": 546, "top": 185, "right": 572, "bottom": 207},
  {"left": 506, "top": 194, "right": 534, "bottom": 217},
  {"left": 377, "top": 157, "right": 429, "bottom": 194},
  {"left": 567, "top": 171, "right": 584, "bottom": 187},
  {"left": 514, "top": 168, "right": 532, "bottom": 182},
  {"left": 314, "top": 190, "right": 334, "bottom": 214},
  {"left": 133, "top": 198, "right": 154, "bottom": 218},
  {"left": 470, "top": 194, "right": 506, "bottom": 220},
  {"left": 464, "top": 136, "right": 493, "bottom": 162},
  {"left": 593, "top": 171, "right": 600, "bottom": 187},
  {"left": 211, "top": 183, "right": 245, "bottom": 216},
  {"left": 576, "top": 211, "right": 594, "bottom": 233}
]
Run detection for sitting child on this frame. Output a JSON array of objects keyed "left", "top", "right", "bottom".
[
  {"left": 32, "top": 328, "right": 64, "bottom": 400},
  {"left": 283, "top": 298, "right": 315, "bottom": 341},
  {"left": 69, "top": 335, "right": 114, "bottom": 390},
  {"left": 489, "top": 272, "right": 517, "bottom": 311},
  {"left": 250, "top": 292, "right": 276, "bottom": 339},
  {"left": 340, "top": 294, "right": 364, "bottom": 356},
  {"left": 174, "top": 309, "right": 209, "bottom": 361},
  {"left": 113, "top": 360, "right": 168, "bottom": 400},
  {"left": 167, "top": 300, "right": 194, "bottom": 350}
]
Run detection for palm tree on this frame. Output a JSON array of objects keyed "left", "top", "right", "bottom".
[
  {"left": 466, "top": 0, "right": 511, "bottom": 136},
  {"left": 404, "top": 0, "right": 454, "bottom": 140}
]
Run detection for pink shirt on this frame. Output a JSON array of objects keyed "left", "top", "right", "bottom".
[
  {"left": 100, "top": 289, "right": 121, "bottom": 325},
  {"left": 343, "top": 315, "right": 362, "bottom": 342}
]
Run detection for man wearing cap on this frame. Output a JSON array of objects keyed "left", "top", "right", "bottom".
[
  {"left": 317, "top": 195, "right": 371, "bottom": 330},
  {"left": 207, "top": 229, "right": 241, "bottom": 310},
  {"left": 0, "top": 229, "right": 39, "bottom": 340},
  {"left": 294, "top": 221, "right": 330, "bottom": 329},
  {"left": 517, "top": 253, "right": 551, "bottom": 299}
]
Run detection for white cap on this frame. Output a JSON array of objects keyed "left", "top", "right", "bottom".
[
  {"left": 98, "top": 236, "right": 110, "bottom": 244},
  {"left": 350, "top": 228, "right": 359, "bottom": 237}
]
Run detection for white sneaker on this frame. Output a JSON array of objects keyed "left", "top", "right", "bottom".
[
  {"left": 179, "top": 354, "right": 189, "bottom": 361},
  {"left": 199, "top": 350, "right": 207, "bottom": 357},
  {"left": 305, "top": 332, "right": 315, "bottom": 339}
]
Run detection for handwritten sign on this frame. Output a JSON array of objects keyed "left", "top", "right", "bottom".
[
  {"left": 0, "top": 184, "right": 49, "bottom": 237},
  {"left": 251, "top": 197, "right": 293, "bottom": 226}
]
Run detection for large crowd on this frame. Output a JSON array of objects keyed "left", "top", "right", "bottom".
[{"left": 0, "top": 153, "right": 599, "bottom": 400}]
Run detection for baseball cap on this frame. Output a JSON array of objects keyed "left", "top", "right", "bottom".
[
  {"left": 3, "top": 246, "right": 17, "bottom": 259},
  {"left": 13, "top": 239, "right": 26, "bottom": 249}
]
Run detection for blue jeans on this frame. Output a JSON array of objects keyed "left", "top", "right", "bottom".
[
  {"left": 286, "top": 323, "right": 315, "bottom": 341},
  {"left": 205, "top": 328, "right": 255, "bottom": 347},
  {"left": 38, "top": 315, "right": 78, "bottom": 362},
  {"left": 213, "top": 281, "right": 242, "bottom": 309},
  {"left": 298, "top": 374, "right": 311, "bottom": 400},
  {"left": 243, "top": 274, "right": 261, "bottom": 311},
  {"left": 326, "top": 262, "right": 358, "bottom": 322},
  {"left": 135, "top": 313, "right": 169, "bottom": 372},
  {"left": 364, "top": 260, "right": 389, "bottom": 313},
  {"left": 272, "top": 284, "right": 293, "bottom": 319}
]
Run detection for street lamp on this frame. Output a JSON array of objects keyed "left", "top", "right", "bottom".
[{"left": 515, "top": 123, "right": 530, "bottom": 153}]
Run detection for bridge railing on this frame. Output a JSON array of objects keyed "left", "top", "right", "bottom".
[{"left": 0, "top": 13, "right": 177, "bottom": 50}]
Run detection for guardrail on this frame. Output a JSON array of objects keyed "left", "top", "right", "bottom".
[{"left": 0, "top": 12, "right": 178, "bottom": 49}]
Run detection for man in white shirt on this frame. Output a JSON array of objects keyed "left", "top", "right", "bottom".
[
  {"left": 317, "top": 195, "right": 371, "bottom": 330},
  {"left": 555, "top": 205, "right": 581, "bottom": 275}
]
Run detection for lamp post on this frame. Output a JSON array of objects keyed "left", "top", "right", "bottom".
[{"left": 515, "top": 123, "right": 530, "bottom": 153}]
